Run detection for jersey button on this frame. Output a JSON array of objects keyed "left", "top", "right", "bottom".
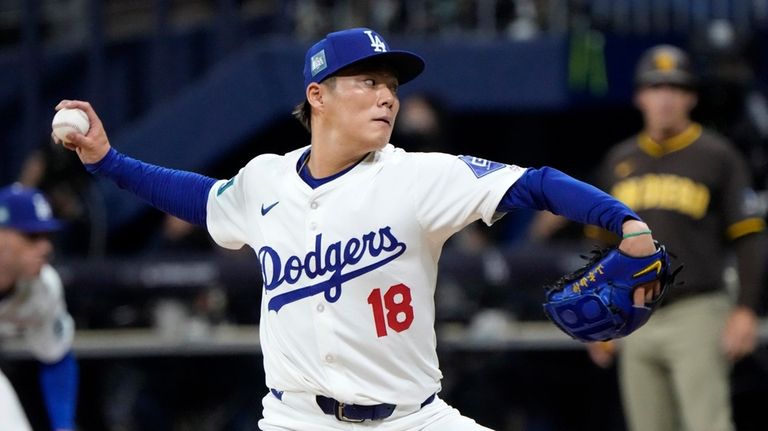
[
  {"left": 316, "top": 303, "right": 325, "bottom": 312},
  {"left": 325, "top": 354, "right": 334, "bottom": 363},
  {"left": 310, "top": 201, "right": 318, "bottom": 209},
  {"left": 309, "top": 222, "right": 317, "bottom": 230}
]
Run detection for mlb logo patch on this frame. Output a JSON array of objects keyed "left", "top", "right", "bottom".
[
  {"left": 311, "top": 50, "right": 328, "bottom": 77},
  {"left": 459, "top": 155, "right": 506, "bottom": 178}
]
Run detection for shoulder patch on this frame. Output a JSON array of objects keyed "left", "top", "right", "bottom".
[
  {"left": 217, "top": 178, "right": 235, "bottom": 196},
  {"left": 458, "top": 155, "right": 506, "bottom": 178}
]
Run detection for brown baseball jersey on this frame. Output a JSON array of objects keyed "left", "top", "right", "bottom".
[{"left": 593, "top": 123, "right": 765, "bottom": 307}]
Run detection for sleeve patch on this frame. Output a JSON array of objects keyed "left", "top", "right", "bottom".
[
  {"left": 217, "top": 178, "right": 235, "bottom": 196},
  {"left": 458, "top": 155, "right": 507, "bottom": 178}
]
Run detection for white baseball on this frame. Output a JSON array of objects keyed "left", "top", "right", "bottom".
[{"left": 51, "top": 108, "right": 90, "bottom": 144}]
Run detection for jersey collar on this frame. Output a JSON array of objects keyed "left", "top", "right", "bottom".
[
  {"left": 637, "top": 123, "right": 702, "bottom": 158},
  {"left": 295, "top": 148, "right": 373, "bottom": 189}
]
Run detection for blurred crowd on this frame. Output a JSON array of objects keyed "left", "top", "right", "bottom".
[{"left": 8, "top": 0, "right": 768, "bottom": 48}]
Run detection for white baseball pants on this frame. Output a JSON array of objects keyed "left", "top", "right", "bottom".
[{"left": 259, "top": 391, "right": 494, "bottom": 431}]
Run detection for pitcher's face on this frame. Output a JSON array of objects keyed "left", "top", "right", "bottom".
[{"left": 323, "top": 68, "right": 400, "bottom": 152}]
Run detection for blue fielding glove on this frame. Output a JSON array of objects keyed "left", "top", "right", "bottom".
[{"left": 542, "top": 243, "right": 681, "bottom": 342}]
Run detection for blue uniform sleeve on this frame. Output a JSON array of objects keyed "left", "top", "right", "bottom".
[
  {"left": 498, "top": 166, "right": 639, "bottom": 237},
  {"left": 85, "top": 148, "right": 216, "bottom": 227},
  {"left": 39, "top": 351, "right": 78, "bottom": 430}
]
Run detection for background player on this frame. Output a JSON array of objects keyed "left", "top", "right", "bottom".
[
  {"left": 55, "top": 27, "right": 662, "bottom": 430},
  {"left": 0, "top": 184, "right": 79, "bottom": 431},
  {"left": 585, "top": 44, "right": 766, "bottom": 431}
]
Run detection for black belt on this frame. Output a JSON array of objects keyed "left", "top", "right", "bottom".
[{"left": 315, "top": 393, "right": 436, "bottom": 422}]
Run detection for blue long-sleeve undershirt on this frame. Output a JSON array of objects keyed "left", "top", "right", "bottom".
[
  {"left": 498, "top": 167, "right": 638, "bottom": 237},
  {"left": 85, "top": 148, "right": 215, "bottom": 227},
  {"left": 86, "top": 150, "right": 636, "bottom": 237},
  {"left": 39, "top": 351, "right": 78, "bottom": 430}
]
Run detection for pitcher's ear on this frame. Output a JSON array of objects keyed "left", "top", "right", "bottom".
[{"left": 307, "top": 83, "right": 323, "bottom": 107}]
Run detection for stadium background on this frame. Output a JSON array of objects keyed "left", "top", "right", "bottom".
[{"left": 2, "top": 1, "right": 768, "bottom": 430}]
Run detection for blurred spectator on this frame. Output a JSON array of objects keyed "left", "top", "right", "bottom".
[
  {"left": 437, "top": 221, "right": 512, "bottom": 323},
  {"left": 0, "top": 184, "right": 79, "bottom": 431},
  {"left": 370, "top": 0, "right": 405, "bottom": 34},
  {"left": 392, "top": 92, "right": 451, "bottom": 153},
  {"left": 584, "top": 44, "right": 766, "bottom": 431},
  {"left": 501, "top": 0, "right": 541, "bottom": 40},
  {"left": 690, "top": 19, "right": 768, "bottom": 192},
  {"left": 525, "top": 209, "right": 583, "bottom": 243},
  {"left": 18, "top": 140, "right": 106, "bottom": 258},
  {"left": 146, "top": 214, "right": 214, "bottom": 256}
]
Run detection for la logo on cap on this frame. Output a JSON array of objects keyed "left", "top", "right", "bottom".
[
  {"left": 33, "top": 193, "right": 53, "bottom": 221},
  {"left": 364, "top": 30, "right": 387, "bottom": 52}
]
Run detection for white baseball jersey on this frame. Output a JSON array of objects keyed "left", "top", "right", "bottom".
[
  {"left": 0, "top": 371, "right": 32, "bottom": 431},
  {"left": 0, "top": 264, "right": 75, "bottom": 363},
  {"left": 207, "top": 144, "right": 525, "bottom": 405}
]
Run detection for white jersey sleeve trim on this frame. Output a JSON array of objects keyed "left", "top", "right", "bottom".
[
  {"left": 478, "top": 165, "right": 528, "bottom": 226},
  {"left": 207, "top": 177, "right": 248, "bottom": 250}
]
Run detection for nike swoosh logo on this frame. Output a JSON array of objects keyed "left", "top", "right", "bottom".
[
  {"left": 633, "top": 260, "right": 662, "bottom": 278},
  {"left": 261, "top": 201, "right": 279, "bottom": 216}
]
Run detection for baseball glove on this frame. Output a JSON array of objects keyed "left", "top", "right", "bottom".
[{"left": 542, "top": 242, "right": 681, "bottom": 342}]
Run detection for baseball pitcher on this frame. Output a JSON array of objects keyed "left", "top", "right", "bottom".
[{"left": 54, "top": 28, "right": 668, "bottom": 430}]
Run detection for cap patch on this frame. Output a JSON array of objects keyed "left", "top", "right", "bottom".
[
  {"left": 653, "top": 51, "right": 676, "bottom": 72},
  {"left": 311, "top": 50, "right": 328, "bottom": 77}
]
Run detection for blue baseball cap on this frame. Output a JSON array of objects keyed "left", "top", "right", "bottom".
[
  {"left": 303, "top": 27, "right": 425, "bottom": 89},
  {"left": 0, "top": 185, "right": 61, "bottom": 233}
]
